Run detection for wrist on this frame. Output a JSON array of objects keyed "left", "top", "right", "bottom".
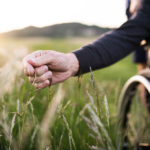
[{"left": 67, "top": 53, "right": 79, "bottom": 76}]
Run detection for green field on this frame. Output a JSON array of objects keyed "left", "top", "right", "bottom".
[{"left": 0, "top": 37, "right": 140, "bottom": 150}]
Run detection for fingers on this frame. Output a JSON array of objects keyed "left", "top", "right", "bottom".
[
  {"left": 24, "top": 65, "right": 49, "bottom": 77},
  {"left": 28, "top": 53, "right": 53, "bottom": 67},
  {"left": 34, "top": 80, "right": 50, "bottom": 89},
  {"left": 23, "top": 50, "right": 54, "bottom": 89},
  {"left": 22, "top": 50, "right": 48, "bottom": 76},
  {"left": 29, "top": 71, "right": 52, "bottom": 83},
  {"left": 35, "top": 65, "right": 49, "bottom": 76},
  {"left": 32, "top": 65, "right": 49, "bottom": 77},
  {"left": 23, "top": 57, "right": 35, "bottom": 76},
  {"left": 29, "top": 70, "right": 52, "bottom": 89}
]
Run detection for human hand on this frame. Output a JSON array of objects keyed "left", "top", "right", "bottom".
[
  {"left": 22, "top": 50, "right": 79, "bottom": 89},
  {"left": 130, "top": 0, "right": 142, "bottom": 14}
]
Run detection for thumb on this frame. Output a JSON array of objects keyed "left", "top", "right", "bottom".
[{"left": 28, "top": 55, "right": 52, "bottom": 67}]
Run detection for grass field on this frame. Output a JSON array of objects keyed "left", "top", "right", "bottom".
[{"left": 0, "top": 37, "right": 139, "bottom": 150}]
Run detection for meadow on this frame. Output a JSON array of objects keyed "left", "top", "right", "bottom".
[{"left": 0, "top": 37, "right": 141, "bottom": 150}]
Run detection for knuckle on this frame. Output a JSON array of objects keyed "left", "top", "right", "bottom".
[{"left": 36, "top": 50, "right": 41, "bottom": 52}]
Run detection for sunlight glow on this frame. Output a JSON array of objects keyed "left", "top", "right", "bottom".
[{"left": 0, "top": 0, "right": 127, "bottom": 33}]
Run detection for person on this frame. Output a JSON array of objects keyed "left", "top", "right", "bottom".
[
  {"left": 126, "top": 0, "right": 147, "bottom": 72},
  {"left": 126, "top": 0, "right": 148, "bottom": 105},
  {"left": 23, "top": 0, "right": 150, "bottom": 90}
]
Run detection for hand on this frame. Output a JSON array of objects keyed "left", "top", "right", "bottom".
[
  {"left": 130, "top": 0, "right": 142, "bottom": 14},
  {"left": 22, "top": 50, "right": 79, "bottom": 89}
]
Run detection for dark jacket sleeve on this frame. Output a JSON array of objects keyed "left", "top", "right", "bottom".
[{"left": 72, "top": 0, "right": 150, "bottom": 74}]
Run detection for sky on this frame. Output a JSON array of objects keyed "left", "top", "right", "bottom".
[{"left": 0, "top": 0, "right": 127, "bottom": 33}]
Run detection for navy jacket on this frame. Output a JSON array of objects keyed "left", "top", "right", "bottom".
[{"left": 73, "top": 0, "right": 150, "bottom": 74}]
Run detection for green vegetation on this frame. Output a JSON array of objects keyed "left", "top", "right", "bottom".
[
  {"left": 0, "top": 37, "right": 145, "bottom": 150},
  {"left": 0, "top": 23, "right": 112, "bottom": 38}
]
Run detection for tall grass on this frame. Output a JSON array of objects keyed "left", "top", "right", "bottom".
[
  {"left": 0, "top": 41, "right": 149, "bottom": 150},
  {"left": 0, "top": 57, "right": 119, "bottom": 150}
]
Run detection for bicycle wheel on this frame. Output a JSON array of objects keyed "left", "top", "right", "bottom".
[{"left": 117, "top": 74, "right": 150, "bottom": 150}]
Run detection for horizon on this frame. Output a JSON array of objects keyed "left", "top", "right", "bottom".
[
  {"left": 0, "top": 0, "right": 127, "bottom": 34},
  {"left": 0, "top": 22, "right": 115, "bottom": 34}
]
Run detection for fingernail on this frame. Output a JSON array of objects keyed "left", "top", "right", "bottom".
[
  {"left": 29, "top": 77, "right": 33, "bottom": 83},
  {"left": 44, "top": 66, "right": 48, "bottom": 72},
  {"left": 44, "top": 80, "right": 49, "bottom": 86},
  {"left": 46, "top": 72, "right": 51, "bottom": 78}
]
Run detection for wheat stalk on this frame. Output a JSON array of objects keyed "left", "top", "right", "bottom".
[
  {"left": 89, "top": 67, "right": 100, "bottom": 118},
  {"left": 9, "top": 113, "right": 16, "bottom": 150},
  {"left": 86, "top": 104, "right": 115, "bottom": 150},
  {"left": 104, "top": 95, "right": 109, "bottom": 128},
  {"left": 86, "top": 90, "right": 97, "bottom": 114},
  {"left": 61, "top": 114, "right": 76, "bottom": 150}
]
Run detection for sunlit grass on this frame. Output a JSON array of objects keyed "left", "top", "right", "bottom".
[{"left": 0, "top": 37, "right": 143, "bottom": 150}]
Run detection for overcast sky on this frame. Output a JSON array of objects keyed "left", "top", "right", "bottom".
[{"left": 0, "top": 0, "right": 127, "bottom": 33}]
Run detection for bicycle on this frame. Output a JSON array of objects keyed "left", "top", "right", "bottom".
[{"left": 117, "top": 40, "right": 150, "bottom": 150}]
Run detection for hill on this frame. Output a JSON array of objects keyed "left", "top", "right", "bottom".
[{"left": 0, "top": 22, "right": 113, "bottom": 38}]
